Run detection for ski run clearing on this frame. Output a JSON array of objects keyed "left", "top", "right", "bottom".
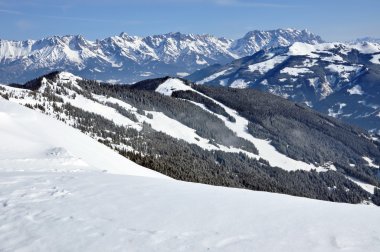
[
  {"left": 156, "top": 78, "right": 332, "bottom": 172},
  {"left": 1, "top": 97, "right": 380, "bottom": 252}
]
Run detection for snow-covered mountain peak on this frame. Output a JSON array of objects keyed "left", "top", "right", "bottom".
[
  {"left": 57, "top": 71, "right": 83, "bottom": 83},
  {"left": 189, "top": 40, "right": 380, "bottom": 134},
  {"left": 230, "top": 29, "right": 324, "bottom": 57},
  {"left": 0, "top": 29, "right": 326, "bottom": 84},
  {"left": 155, "top": 78, "right": 192, "bottom": 96}
]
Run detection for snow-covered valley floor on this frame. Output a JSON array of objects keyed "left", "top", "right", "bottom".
[{"left": 1, "top": 98, "right": 380, "bottom": 252}]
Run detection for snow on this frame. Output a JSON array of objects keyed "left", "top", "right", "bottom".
[
  {"left": 1, "top": 167, "right": 380, "bottom": 251},
  {"left": 219, "top": 78, "right": 229, "bottom": 86},
  {"left": 328, "top": 103, "right": 346, "bottom": 118},
  {"left": 247, "top": 55, "right": 288, "bottom": 74},
  {"left": 0, "top": 79, "right": 264, "bottom": 160},
  {"left": 194, "top": 93, "right": 328, "bottom": 172},
  {"left": 62, "top": 94, "right": 141, "bottom": 130},
  {"left": 309, "top": 77, "right": 319, "bottom": 88},
  {"left": 351, "top": 42, "right": 380, "bottom": 54},
  {"left": 261, "top": 79, "right": 268, "bottom": 85},
  {"left": 93, "top": 94, "right": 254, "bottom": 155},
  {"left": 0, "top": 98, "right": 165, "bottom": 178},
  {"left": 197, "top": 68, "right": 231, "bottom": 85},
  {"left": 158, "top": 79, "right": 329, "bottom": 172},
  {"left": 281, "top": 67, "right": 313, "bottom": 76},
  {"left": 370, "top": 54, "right": 380, "bottom": 64},
  {"left": 346, "top": 176, "right": 377, "bottom": 194},
  {"left": 143, "top": 111, "right": 253, "bottom": 155},
  {"left": 347, "top": 85, "right": 364, "bottom": 95},
  {"left": 325, "top": 64, "right": 361, "bottom": 80},
  {"left": 2, "top": 94, "right": 380, "bottom": 252},
  {"left": 196, "top": 56, "right": 208, "bottom": 65},
  {"left": 230, "top": 79, "right": 249, "bottom": 89},
  {"left": 5, "top": 170, "right": 380, "bottom": 252},
  {"left": 322, "top": 54, "right": 344, "bottom": 62},
  {"left": 363, "top": 156, "right": 379, "bottom": 169},
  {"left": 287, "top": 42, "right": 320, "bottom": 58},
  {"left": 140, "top": 72, "right": 153, "bottom": 77},
  {"left": 176, "top": 72, "right": 189, "bottom": 77},
  {"left": 156, "top": 78, "right": 192, "bottom": 96},
  {"left": 287, "top": 43, "right": 380, "bottom": 67},
  {"left": 326, "top": 64, "right": 360, "bottom": 75}
]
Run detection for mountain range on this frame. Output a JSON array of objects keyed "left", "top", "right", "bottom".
[
  {"left": 188, "top": 42, "right": 380, "bottom": 134},
  {"left": 0, "top": 29, "right": 323, "bottom": 84},
  {"left": 1, "top": 71, "right": 379, "bottom": 205}
]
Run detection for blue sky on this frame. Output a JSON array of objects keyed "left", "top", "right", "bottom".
[{"left": 0, "top": 0, "right": 379, "bottom": 41}]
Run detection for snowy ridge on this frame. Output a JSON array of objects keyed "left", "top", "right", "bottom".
[
  {"left": 189, "top": 41, "right": 380, "bottom": 133},
  {"left": 0, "top": 29, "right": 323, "bottom": 84}
]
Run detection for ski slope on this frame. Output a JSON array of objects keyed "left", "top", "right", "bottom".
[
  {"left": 156, "top": 78, "right": 330, "bottom": 172},
  {"left": 1, "top": 98, "right": 380, "bottom": 252},
  {"left": 0, "top": 97, "right": 165, "bottom": 178}
]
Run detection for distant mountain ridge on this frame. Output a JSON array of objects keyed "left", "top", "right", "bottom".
[
  {"left": 0, "top": 29, "right": 323, "bottom": 84},
  {"left": 188, "top": 42, "right": 380, "bottom": 134}
]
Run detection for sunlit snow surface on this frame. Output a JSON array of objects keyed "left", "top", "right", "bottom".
[
  {"left": 0, "top": 98, "right": 165, "bottom": 178},
  {"left": 1, "top": 98, "right": 380, "bottom": 252}
]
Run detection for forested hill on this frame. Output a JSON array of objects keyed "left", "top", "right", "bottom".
[{"left": 1, "top": 71, "right": 380, "bottom": 205}]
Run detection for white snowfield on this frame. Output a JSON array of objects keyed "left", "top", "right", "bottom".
[
  {"left": 0, "top": 98, "right": 165, "bottom": 178},
  {"left": 1, "top": 98, "right": 380, "bottom": 252}
]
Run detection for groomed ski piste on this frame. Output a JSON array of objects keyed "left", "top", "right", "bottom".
[{"left": 1, "top": 97, "right": 380, "bottom": 252}]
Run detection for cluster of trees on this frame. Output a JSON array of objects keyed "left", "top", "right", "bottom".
[
  {"left": 194, "top": 85, "right": 380, "bottom": 188},
  {"left": 172, "top": 90, "right": 235, "bottom": 122},
  {"left": 77, "top": 79, "right": 258, "bottom": 154},
  {"left": 62, "top": 101, "right": 369, "bottom": 204}
]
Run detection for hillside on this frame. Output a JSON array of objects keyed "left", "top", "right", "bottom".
[
  {"left": 1, "top": 72, "right": 379, "bottom": 205},
  {"left": 1, "top": 98, "right": 380, "bottom": 251},
  {"left": 188, "top": 42, "right": 380, "bottom": 134}
]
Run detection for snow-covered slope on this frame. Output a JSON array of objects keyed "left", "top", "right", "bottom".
[
  {"left": 188, "top": 42, "right": 380, "bottom": 134},
  {"left": 1, "top": 170, "right": 380, "bottom": 252},
  {"left": 1, "top": 98, "right": 380, "bottom": 251},
  {"left": 0, "top": 29, "right": 323, "bottom": 84},
  {"left": 0, "top": 97, "right": 165, "bottom": 178}
]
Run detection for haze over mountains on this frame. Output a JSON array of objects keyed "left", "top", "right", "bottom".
[{"left": 0, "top": 29, "right": 323, "bottom": 84}]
